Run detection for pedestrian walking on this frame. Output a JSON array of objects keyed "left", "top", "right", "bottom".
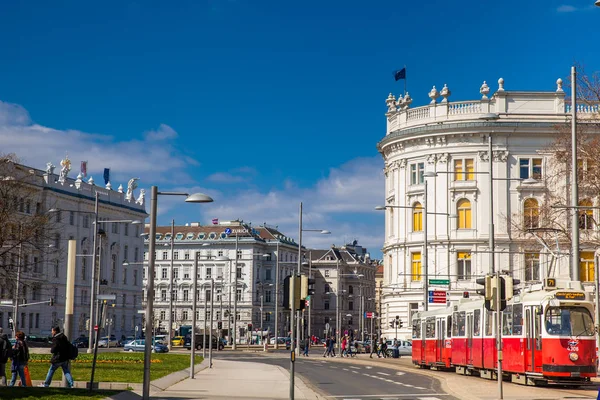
[
  {"left": 341, "top": 336, "right": 347, "bottom": 357},
  {"left": 302, "top": 337, "right": 309, "bottom": 357},
  {"left": 323, "top": 336, "right": 331, "bottom": 357},
  {"left": 330, "top": 336, "right": 336, "bottom": 357},
  {"left": 39, "top": 326, "right": 75, "bottom": 388},
  {"left": 0, "top": 327, "right": 11, "bottom": 386},
  {"left": 8, "top": 331, "right": 28, "bottom": 387}
]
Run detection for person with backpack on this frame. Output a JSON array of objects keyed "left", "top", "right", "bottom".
[
  {"left": 39, "top": 326, "right": 75, "bottom": 388},
  {"left": 8, "top": 331, "right": 28, "bottom": 387},
  {"left": 0, "top": 327, "right": 12, "bottom": 386}
]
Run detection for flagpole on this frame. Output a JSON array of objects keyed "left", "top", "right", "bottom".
[{"left": 403, "top": 65, "right": 407, "bottom": 96}]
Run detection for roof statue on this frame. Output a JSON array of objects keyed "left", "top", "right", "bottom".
[
  {"left": 126, "top": 177, "right": 140, "bottom": 201},
  {"left": 58, "top": 156, "right": 71, "bottom": 185},
  {"left": 136, "top": 188, "right": 146, "bottom": 206},
  {"left": 46, "top": 162, "right": 55, "bottom": 175}
]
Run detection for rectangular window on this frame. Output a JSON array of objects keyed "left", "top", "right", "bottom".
[
  {"left": 236, "top": 289, "right": 242, "bottom": 302},
  {"left": 183, "top": 310, "right": 188, "bottom": 320},
  {"left": 161, "top": 290, "right": 167, "bottom": 301},
  {"left": 237, "top": 250, "right": 242, "bottom": 259},
  {"left": 206, "top": 267, "right": 212, "bottom": 279},
  {"left": 454, "top": 158, "right": 474, "bottom": 181},
  {"left": 266, "top": 268, "right": 272, "bottom": 281},
  {"left": 160, "top": 310, "right": 166, "bottom": 320},
  {"left": 162, "top": 268, "right": 167, "bottom": 279},
  {"left": 133, "top": 295, "right": 137, "bottom": 306},
  {"left": 83, "top": 215, "right": 90, "bottom": 228},
  {"left": 205, "top": 290, "right": 211, "bottom": 302},
  {"left": 124, "top": 223, "right": 129, "bottom": 236},
  {"left": 411, "top": 252, "right": 422, "bottom": 281},
  {"left": 183, "top": 290, "right": 189, "bottom": 301},
  {"left": 525, "top": 253, "right": 540, "bottom": 281},
  {"left": 410, "top": 162, "right": 425, "bottom": 185},
  {"left": 349, "top": 301, "right": 353, "bottom": 310},
  {"left": 69, "top": 211, "right": 75, "bottom": 225},
  {"left": 133, "top": 270, "right": 138, "bottom": 286},
  {"left": 184, "top": 252, "right": 190, "bottom": 260},
  {"left": 174, "top": 251, "right": 179, "bottom": 260},
  {"left": 519, "top": 158, "right": 543, "bottom": 180},
  {"left": 162, "top": 251, "right": 168, "bottom": 260},
  {"left": 324, "top": 300, "right": 330, "bottom": 310},
  {"left": 324, "top": 270, "right": 330, "bottom": 277},
  {"left": 236, "top": 267, "right": 242, "bottom": 279},
  {"left": 580, "top": 251, "right": 595, "bottom": 282},
  {"left": 265, "top": 290, "right": 272, "bottom": 303},
  {"left": 409, "top": 303, "right": 419, "bottom": 326},
  {"left": 457, "top": 252, "right": 471, "bottom": 280}
]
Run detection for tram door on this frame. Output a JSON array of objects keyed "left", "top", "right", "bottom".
[
  {"left": 436, "top": 318, "right": 445, "bottom": 362},
  {"left": 421, "top": 320, "right": 426, "bottom": 365},
  {"left": 467, "top": 313, "right": 474, "bottom": 365},
  {"left": 525, "top": 307, "right": 543, "bottom": 372}
]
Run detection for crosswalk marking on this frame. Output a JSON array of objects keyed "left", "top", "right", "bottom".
[
  {"left": 377, "top": 372, "right": 390, "bottom": 376},
  {"left": 336, "top": 396, "right": 446, "bottom": 399}
]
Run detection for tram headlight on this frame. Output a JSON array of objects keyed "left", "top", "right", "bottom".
[{"left": 569, "top": 352, "right": 579, "bottom": 361}]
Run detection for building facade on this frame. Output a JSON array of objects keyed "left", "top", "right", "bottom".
[
  {"left": 144, "top": 220, "right": 300, "bottom": 343},
  {"left": 307, "top": 243, "right": 377, "bottom": 341},
  {"left": 377, "top": 78, "right": 600, "bottom": 340},
  {"left": 0, "top": 156, "right": 147, "bottom": 339}
]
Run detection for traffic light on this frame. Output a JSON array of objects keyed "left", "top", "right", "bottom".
[
  {"left": 8, "top": 318, "right": 13, "bottom": 330},
  {"left": 389, "top": 320, "right": 395, "bottom": 328},
  {"left": 283, "top": 275, "right": 301, "bottom": 310},
  {"left": 503, "top": 276, "right": 520, "bottom": 301},
  {"left": 217, "top": 321, "right": 222, "bottom": 330},
  {"left": 248, "top": 323, "right": 253, "bottom": 331},
  {"left": 476, "top": 275, "right": 493, "bottom": 311},
  {"left": 300, "top": 275, "right": 308, "bottom": 299},
  {"left": 283, "top": 276, "right": 290, "bottom": 309},
  {"left": 398, "top": 320, "right": 403, "bottom": 329},
  {"left": 307, "top": 278, "right": 316, "bottom": 296}
]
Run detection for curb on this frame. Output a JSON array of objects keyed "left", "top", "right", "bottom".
[{"left": 100, "top": 360, "right": 209, "bottom": 400}]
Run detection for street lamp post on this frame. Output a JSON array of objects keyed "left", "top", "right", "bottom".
[
  {"left": 274, "top": 240, "right": 280, "bottom": 349},
  {"left": 142, "top": 187, "right": 213, "bottom": 400},
  {"left": 168, "top": 219, "right": 175, "bottom": 351}
]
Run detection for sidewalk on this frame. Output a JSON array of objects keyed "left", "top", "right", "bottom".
[
  {"left": 147, "top": 359, "right": 324, "bottom": 400},
  {"left": 312, "top": 353, "right": 600, "bottom": 400}
]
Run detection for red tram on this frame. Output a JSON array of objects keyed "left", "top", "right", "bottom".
[{"left": 412, "top": 280, "right": 597, "bottom": 385}]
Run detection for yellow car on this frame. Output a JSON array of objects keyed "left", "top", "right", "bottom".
[{"left": 171, "top": 336, "right": 185, "bottom": 346}]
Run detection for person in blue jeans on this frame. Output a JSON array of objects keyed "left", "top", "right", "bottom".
[
  {"left": 40, "top": 326, "right": 74, "bottom": 388},
  {"left": 9, "top": 331, "right": 28, "bottom": 387}
]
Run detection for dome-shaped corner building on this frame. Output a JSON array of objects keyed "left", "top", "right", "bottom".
[{"left": 376, "top": 77, "right": 600, "bottom": 341}]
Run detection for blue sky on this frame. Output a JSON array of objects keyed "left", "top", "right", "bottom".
[{"left": 0, "top": 1, "right": 599, "bottom": 258}]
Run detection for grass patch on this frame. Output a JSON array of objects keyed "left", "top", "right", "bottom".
[
  {"left": 0, "top": 387, "right": 121, "bottom": 400},
  {"left": 26, "top": 352, "right": 203, "bottom": 383}
]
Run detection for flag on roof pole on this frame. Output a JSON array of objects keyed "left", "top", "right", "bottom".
[
  {"left": 393, "top": 68, "right": 406, "bottom": 81},
  {"left": 393, "top": 67, "right": 407, "bottom": 95},
  {"left": 103, "top": 168, "right": 110, "bottom": 185},
  {"left": 212, "top": 218, "right": 219, "bottom": 225},
  {"left": 81, "top": 161, "right": 87, "bottom": 177}
]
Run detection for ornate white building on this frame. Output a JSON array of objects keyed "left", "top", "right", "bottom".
[
  {"left": 144, "top": 220, "right": 300, "bottom": 342},
  {"left": 0, "top": 157, "right": 147, "bottom": 339},
  {"left": 377, "top": 78, "right": 600, "bottom": 340}
]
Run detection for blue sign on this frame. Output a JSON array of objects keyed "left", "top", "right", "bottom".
[{"left": 225, "top": 228, "right": 232, "bottom": 235}]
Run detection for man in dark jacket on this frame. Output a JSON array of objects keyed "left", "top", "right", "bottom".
[
  {"left": 0, "top": 327, "right": 10, "bottom": 386},
  {"left": 39, "top": 326, "right": 74, "bottom": 388}
]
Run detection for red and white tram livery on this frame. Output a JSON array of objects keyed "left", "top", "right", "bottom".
[{"left": 412, "top": 280, "right": 596, "bottom": 385}]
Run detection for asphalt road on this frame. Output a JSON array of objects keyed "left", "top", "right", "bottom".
[{"left": 213, "top": 352, "right": 457, "bottom": 400}]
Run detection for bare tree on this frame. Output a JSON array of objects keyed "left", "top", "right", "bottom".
[{"left": 0, "top": 153, "right": 59, "bottom": 299}]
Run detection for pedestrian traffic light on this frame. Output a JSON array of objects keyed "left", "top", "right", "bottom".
[
  {"left": 217, "top": 321, "right": 222, "bottom": 330},
  {"left": 248, "top": 323, "right": 253, "bottom": 331},
  {"left": 307, "top": 278, "right": 316, "bottom": 296},
  {"left": 8, "top": 318, "right": 13, "bottom": 330}
]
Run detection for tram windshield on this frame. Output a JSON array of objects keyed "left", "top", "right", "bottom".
[{"left": 545, "top": 307, "right": 594, "bottom": 337}]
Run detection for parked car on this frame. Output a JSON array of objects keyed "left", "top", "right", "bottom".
[
  {"left": 124, "top": 339, "right": 169, "bottom": 353},
  {"left": 269, "top": 336, "right": 289, "bottom": 345},
  {"left": 385, "top": 340, "right": 412, "bottom": 357},
  {"left": 184, "top": 335, "right": 224, "bottom": 350},
  {"left": 26, "top": 335, "right": 52, "bottom": 347},
  {"left": 154, "top": 335, "right": 168, "bottom": 345},
  {"left": 171, "top": 336, "right": 185, "bottom": 346},
  {"left": 98, "top": 335, "right": 119, "bottom": 348},
  {"left": 351, "top": 341, "right": 371, "bottom": 353},
  {"left": 72, "top": 336, "right": 89, "bottom": 348}
]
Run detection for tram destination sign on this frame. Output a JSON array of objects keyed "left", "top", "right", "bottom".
[
  {"left": 429, "top": 279, "right": 450, "bottom": 285},
  {"left": 555, "top": 292, "right": 585, "bottom": 300}
]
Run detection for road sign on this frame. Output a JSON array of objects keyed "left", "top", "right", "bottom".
[
  {"left": 428, "top": 290, "right": 447, "bottom": 304},
  {"left": 225, "top": 228, "right": 232, "bottom": 235},
  {"left": 429, "top": 279, "right": 450, "bottom": 285},
  {"left": 94, "top": 325, "right": 99, "bottom": 332},
  {"left": 364, "top": 312, "right": 375, "bottom": 319}
]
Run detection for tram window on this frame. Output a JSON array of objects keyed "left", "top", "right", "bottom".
[
  {"left": 512, "top": 304, "right": 523, "bottom": 335},
  {"left": 545, "top": 306, "right": 594, "bottom": 336},
  {"left": 502, "top": 305, "right": 513, "bottom": 335},
  {"left": 485, "top": 310, "right": 493, "bottom": 336},
  {"left": 452, "top": 312, "right": 459, "bottom": 336},
  {"left": 426, "top": 317, "right": 435, "bottom": 338},
  {"left": 456, "top": 312, "right": 466, "bottom": 336},
  {"left": 447, "top": 315, "right": 452, "bottom": 337},
  {"left": 473, "top": 309, "right": 481, "bottom": 336},
  {"left": 412, "top": 319, "right": 420, "bottom": 339}
]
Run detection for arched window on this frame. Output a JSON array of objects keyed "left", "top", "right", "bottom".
[
  {"left": 413, "top": 202, "right": 423, "bottom": 232},
  {"left": 457, "top": 199, "right": 472, "bottom": 229},
  {"left": 579, "top": 199, "right": 594, "bottom": 230},
  {"left": 524, "top": 198, "right": 539, "bottom": 229}
]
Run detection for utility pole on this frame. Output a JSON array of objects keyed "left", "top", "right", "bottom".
[
  {"left": 232, "top": 234, "right": 239, "bottom": 350},
  {"left": 274, "top": 241, "right": 280, "bottom": 349},
  {"left": 168, "top": 219, "right": 174, "bottom": 351}
]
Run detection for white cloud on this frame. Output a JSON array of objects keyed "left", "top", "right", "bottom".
[
  {"left": 0, "top": 101, "right": 31, "bottom": 126},
  {"left": 144, "top": 123, "right": 178, "bottom": 141},
  {"left": 556, "top": 5, "right": 576, "bottom": 12}
]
